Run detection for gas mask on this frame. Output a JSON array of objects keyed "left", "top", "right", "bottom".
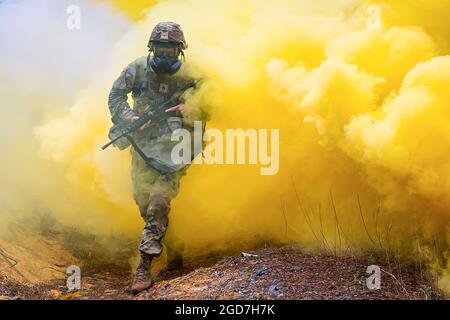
[{"left": 149, "top": 43, "right": 182, "bottom": 75}]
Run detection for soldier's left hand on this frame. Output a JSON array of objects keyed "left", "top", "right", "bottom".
[{"left": 166, "top": 104, "right": 188, "bottom": 116}]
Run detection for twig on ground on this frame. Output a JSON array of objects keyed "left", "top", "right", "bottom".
[
  {"left": 357, "top": 195, "right": 377, "bottom": 247},
  {"left": 0, "top": 247, "right": 18, "bottom": 267},
  {"left": 291, "top": 177, "right": 330, "bottom": 253},
  {"left": 380, "top": 268, "right": 411, "bottom": 300},
  {"left": 279, "top": 197, "right": 288, "bottom": 239},
  {"left": 317, "top": 203, "right": 332, "bottom": 254}
]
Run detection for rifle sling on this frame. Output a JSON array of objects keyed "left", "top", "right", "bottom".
[{"left": 125, "top": 134, "right": 174, "bottom": 175}]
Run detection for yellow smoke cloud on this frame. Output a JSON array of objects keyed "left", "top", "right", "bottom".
[
  {"left": 2, "top": 0, "right": 450, "bottom": 293},
  {"left": 108, "top": 0, "right": 159, "bottom": 21}
]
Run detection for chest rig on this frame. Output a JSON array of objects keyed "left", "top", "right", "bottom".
[
  {"left": 125, "top": 60, "right": 194, "bottom": 174},
  {"left": 131, "top": 60, "right": 187, "bottom": 140}
]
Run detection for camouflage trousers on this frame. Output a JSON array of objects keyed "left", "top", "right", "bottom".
[{"left": 131, "top": 148, "right": 185, "bottom": 258}]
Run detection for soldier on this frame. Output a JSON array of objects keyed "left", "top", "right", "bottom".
[{"left": 107, "top": 22, "right": 203, "bottom": 294}]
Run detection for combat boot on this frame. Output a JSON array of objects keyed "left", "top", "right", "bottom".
[{"left": 131, "top": 254, "right": 153, "bottom": 295}]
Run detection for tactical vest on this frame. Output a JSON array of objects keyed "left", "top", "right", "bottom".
[{"left": 128, "top": 57, "right": 196, "bottom": 174}]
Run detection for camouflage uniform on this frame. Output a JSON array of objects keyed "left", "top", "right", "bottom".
[{"left": 108, "top": 56, "right": 197, "bottom": 258}]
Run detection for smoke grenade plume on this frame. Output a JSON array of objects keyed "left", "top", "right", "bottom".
[{"left": 1, "top": 0, "right": 450, "bottom": 293}]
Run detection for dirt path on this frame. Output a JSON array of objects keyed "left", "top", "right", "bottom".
[{"left": 0, "top": 246, "right": 442, "bottom": 300}]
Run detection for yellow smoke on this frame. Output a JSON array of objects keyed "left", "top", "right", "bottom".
[{"left": 2, "top": 0, "right": 450, "bottom": 293}]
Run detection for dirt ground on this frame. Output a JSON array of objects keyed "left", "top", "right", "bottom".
[{"left": 0, "top": 245, "right": 443, "bottom": 300}]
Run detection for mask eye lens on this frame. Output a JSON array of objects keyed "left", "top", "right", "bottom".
[{"left": 154, "top": 47, "right": 177, "bottom": 58}]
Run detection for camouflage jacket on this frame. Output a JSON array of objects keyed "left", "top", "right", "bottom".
[{"left": 108, "top": 56, "right": 202, "bottom": 172}]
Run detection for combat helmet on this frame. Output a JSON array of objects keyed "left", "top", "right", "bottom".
[{"left": 147, "top": 21, "right": 188, "bottom": 51}]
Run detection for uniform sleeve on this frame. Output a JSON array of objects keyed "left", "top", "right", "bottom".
[{"left": 108, "top": 63, "right": 138, "bottom": 124}]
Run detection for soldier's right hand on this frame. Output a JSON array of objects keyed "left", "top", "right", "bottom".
[{"left": 132, "top": 115, "right": 152, "bottom": 131}]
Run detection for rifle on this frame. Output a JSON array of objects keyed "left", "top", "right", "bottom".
[{"left": 102, "top": 81, "right": 195, "bottom": 150}]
